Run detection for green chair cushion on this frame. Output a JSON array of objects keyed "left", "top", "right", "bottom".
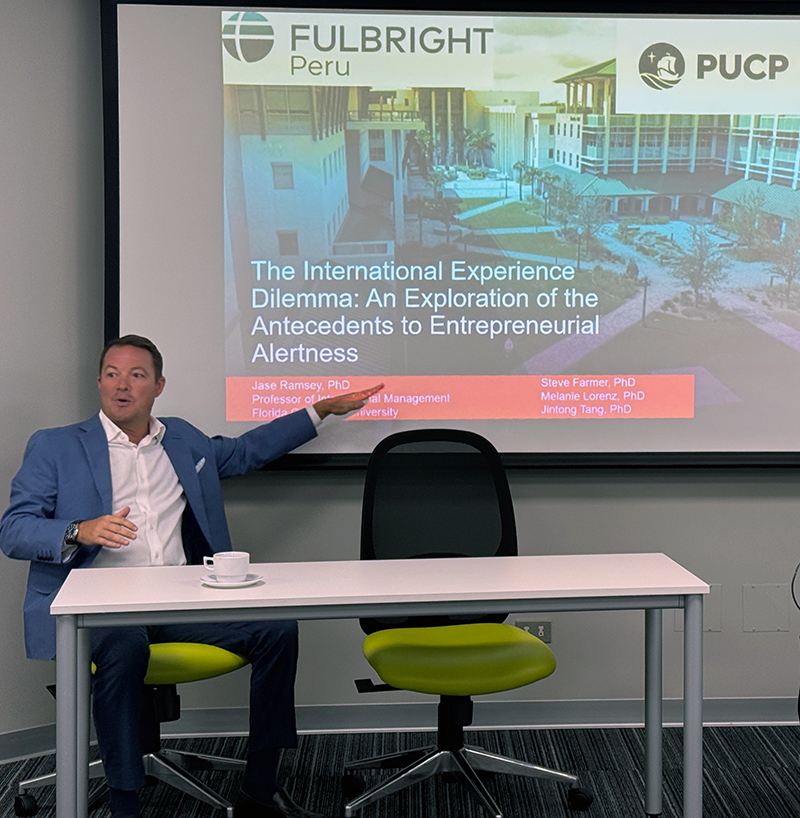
[
  {"left": 363, "top": 623, "right": 556, "bottom": 697},
  {"left": 143, "top": 643, "right": 248, "bottom": 686}
]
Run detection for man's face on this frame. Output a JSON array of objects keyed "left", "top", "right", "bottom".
[{"left": 98, "top": 345, "right": 165, "bottom": 434}]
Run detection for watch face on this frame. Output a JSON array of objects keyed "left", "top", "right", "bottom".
[{"left": 66, "top": 523, "right": 80, "bottom": 544}]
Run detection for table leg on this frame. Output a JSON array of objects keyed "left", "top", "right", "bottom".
[
  {"left": 683, "top": 594, "right": 703, "bottom": 818},
  {"left": 56, "top": 615, "right": 78, "bottom": 818},
  {"left": 644, "top": 608, "right": 663, "bottom": 817},
  {"left": 77, "top": 628, "right": 91, "bottom": 817}
]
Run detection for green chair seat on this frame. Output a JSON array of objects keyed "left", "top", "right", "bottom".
[
  {"left": 363, "top": 623, "right": 556, "bottom": 697},
  {"left": 90, "top": 642, "right": 248, "bottom": 685},
  {"left": 143, "top": 642, "right": 249, "bottom": 685}
]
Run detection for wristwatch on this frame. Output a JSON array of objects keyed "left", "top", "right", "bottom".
[{"left": 64, "top": 520, "right": 84, "bottom": 546}]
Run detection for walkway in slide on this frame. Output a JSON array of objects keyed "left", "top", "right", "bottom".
[
  {"left": 517, "top": 281, "right": 800, "bottom": 376},
  {"left": 714, "top": 292, "right": 800, "bottom": 354},
  {"left": 457, "top": 231, "right": 571, "bottom": 266},
  {"left": 517, "top": 285, "right": 800, "bottom": 376},
  {"left": 516, "top": 283, "right": 673, "bottom": 375},
  {"left": 468, "top": 226, "right": 561, "bottom": 235}
]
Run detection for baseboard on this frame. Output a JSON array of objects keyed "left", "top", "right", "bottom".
[
  {"left": 294, "top": 697, "right": 800, "bottom": 734},
  {"left": 1, "top": 698, "right": 796, "bottom": 764}
]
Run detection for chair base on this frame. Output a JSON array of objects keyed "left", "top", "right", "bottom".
[
  {"left": 343, "top": 742, "right": 585, "bottom": 818},
  {"left": 16, "top": 750, "right": 245, "bottom": 818},
  {"left": 14, "top": 760, "right": 108, "bottom": 817},
  {"left": 146, "top": 748, "right": 245, "bottom": 817}
]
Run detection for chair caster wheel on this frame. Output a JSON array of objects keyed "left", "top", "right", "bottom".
[
  {"left": 567, "top": 786, "right": 594, "bottom": 811},
  {"left": 342, "top": 773, "right": 367, "bottom": 799},
  {"left": 14, "top": 794, "right": 38, "bottom": 817}
]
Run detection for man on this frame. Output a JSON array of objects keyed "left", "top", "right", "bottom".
[{"left": 0, "top": 335, "right": 383, "bottom": 818}]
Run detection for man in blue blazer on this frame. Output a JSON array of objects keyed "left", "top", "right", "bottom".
[{"left": 0, "top": 335, "right": 382, "bottom": 818}]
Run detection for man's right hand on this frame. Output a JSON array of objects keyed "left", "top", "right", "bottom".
[{"left": 76, "top": 507, "right": 138, "bottom": 548}]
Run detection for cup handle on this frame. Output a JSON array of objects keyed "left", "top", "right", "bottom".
[{"left": 203, "top": 555, "right": 214, "bottom": 570}]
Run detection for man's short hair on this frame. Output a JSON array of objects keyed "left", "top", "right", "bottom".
[{"left": 99, "top": 335, "right": 164, "bottom": 380}]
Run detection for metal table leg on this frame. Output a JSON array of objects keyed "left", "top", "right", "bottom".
[
  {"left": 644, "top": 608, "right": 663, "bottom": 817},
  {"left": 683, "top": 594, "right": 703, "bottom": 818},
  {"left": 56, "top": 615, "right": 78, "bottom": 818},
  {"left": 77, "top": 627, "right": 91, "bottom": 818}
]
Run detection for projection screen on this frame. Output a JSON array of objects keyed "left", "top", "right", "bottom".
[{"left": 105, "top": 2, "right": 800, "bottom": 463}]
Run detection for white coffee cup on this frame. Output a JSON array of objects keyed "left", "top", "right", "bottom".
[{"left": 204, "top": 551, "right": 250, "bottom": 582}]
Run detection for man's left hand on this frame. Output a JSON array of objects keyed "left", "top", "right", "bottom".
[{"left": 314, "top": 384, "right": 384, "bottom": 419}]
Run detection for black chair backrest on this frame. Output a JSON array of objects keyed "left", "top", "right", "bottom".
[{"left": 359, "top": 429, "right": 516, "bottom": 634}]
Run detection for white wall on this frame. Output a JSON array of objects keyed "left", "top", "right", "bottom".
[
  {"left": 0, "top": 0, "right": 104, "bottom": 733},
  {"left": 1, "top": 0, "right": 799, "bottom": 742}
]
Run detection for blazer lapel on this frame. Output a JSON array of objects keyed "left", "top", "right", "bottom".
[
  {"left": 78, "top": 415, "right": 113, "bottom": 512},
  {"left": 160, "top": 424, "right": 213, "bottom": 545}
]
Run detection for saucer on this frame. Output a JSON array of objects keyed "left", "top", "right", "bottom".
[{"left": 201, "top": 573, "right": 262, "bottom": 588}]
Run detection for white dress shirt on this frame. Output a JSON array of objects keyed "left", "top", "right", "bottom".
[{"left": 92, "top": 411, "right": 187, "bottom": 567}]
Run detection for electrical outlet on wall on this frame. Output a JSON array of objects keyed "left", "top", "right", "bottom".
[{"left": 516, "top": 620, "right": 552, "bottom": 643}]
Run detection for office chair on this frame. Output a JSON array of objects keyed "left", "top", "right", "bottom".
[
  {"left": 343, "top": 429, "right": 593, "bottom": 818},
  {"left": 15, "top": 643, "right": 248, "bottom": 818}
]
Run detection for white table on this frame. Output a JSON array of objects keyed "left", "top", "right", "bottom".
[{"left": 51, "top": 553, "right": 708, "bottom": 818}]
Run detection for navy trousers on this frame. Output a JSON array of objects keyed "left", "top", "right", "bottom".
[{"left": 90, "top": 620, "right": 299, "bottom": 791}]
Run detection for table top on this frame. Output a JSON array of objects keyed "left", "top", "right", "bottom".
[{"left": 51, "top": 553, "right": 708, "bottom": 619}]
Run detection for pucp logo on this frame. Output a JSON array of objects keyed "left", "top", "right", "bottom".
[
  {"left": 222, "top": 12, "right": 275, "bottom": 63},
  {"left": 638, "top": 43, "right": 685, "bottom": 90}
]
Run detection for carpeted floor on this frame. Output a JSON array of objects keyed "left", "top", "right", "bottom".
[{"left": 2, "top": 726, "right": 800, "bottom": 817}]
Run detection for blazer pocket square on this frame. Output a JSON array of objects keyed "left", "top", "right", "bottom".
[{"left": 195, "top": 457, "right": 206, "bottom": 473}]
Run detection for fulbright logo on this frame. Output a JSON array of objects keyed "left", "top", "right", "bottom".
[
  {"left": 638, "top": 42, "right": 685, "bottom": 89},
  {"left": 222, "top": 11, "right": 275, "bottom": 63}
]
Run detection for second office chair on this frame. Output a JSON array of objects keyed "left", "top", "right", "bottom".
[{"left": 343, "top": 429, "right": 593, "bottom": 817}]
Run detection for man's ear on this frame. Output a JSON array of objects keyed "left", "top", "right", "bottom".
[{"left": 155, "top": 376, "right": 166, "bottom": 398}]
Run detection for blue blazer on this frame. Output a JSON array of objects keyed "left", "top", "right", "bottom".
[{"left": 0, "top": 411, "right": 316, "bottom": 659}]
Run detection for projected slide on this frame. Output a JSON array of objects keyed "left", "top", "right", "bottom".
[{"left": 116, "top": 5, "right": 800, "bottom": 455}]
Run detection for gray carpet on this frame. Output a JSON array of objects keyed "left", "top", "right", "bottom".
[{"left": 2, "top": 726, "right": 800, "bottom": 817}]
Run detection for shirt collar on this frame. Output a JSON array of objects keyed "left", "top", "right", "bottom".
[{"left": 99, "top": 410, "right": 165, "bottom": 446}]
